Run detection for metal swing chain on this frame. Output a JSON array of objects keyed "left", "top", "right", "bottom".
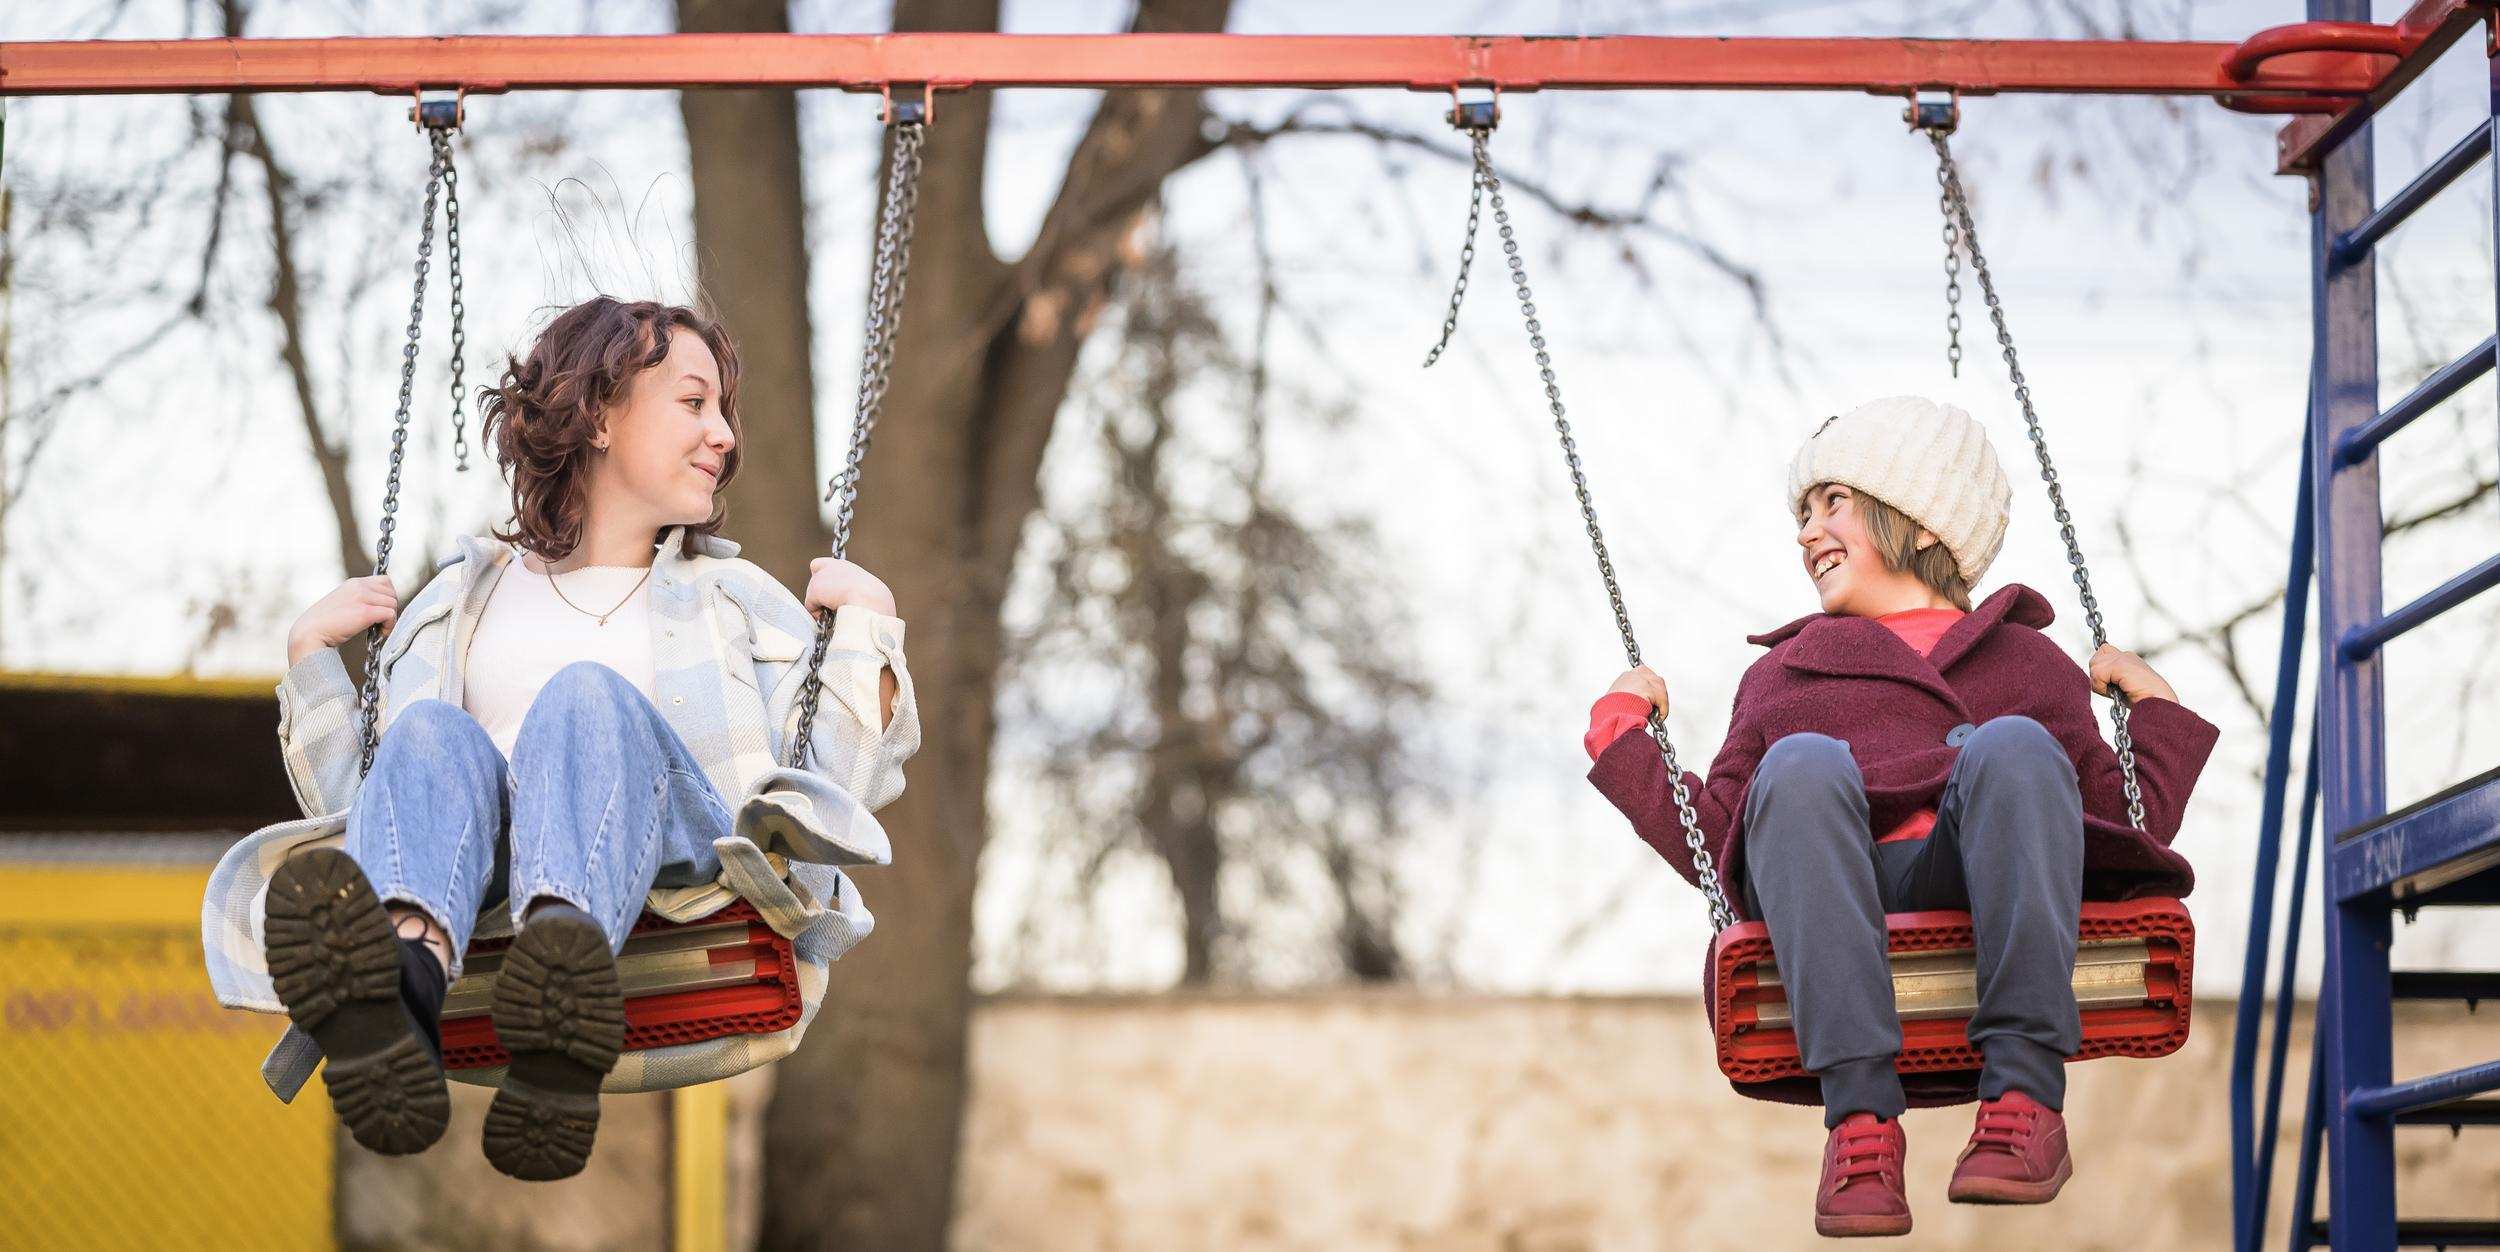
[
  {"left": 1419, "top": 149, "right": 1485, "bottom": 368},
  {"left": 1921, "top": 125, "right": 2147, "bottom": 831},
  {"left": 788, "top": 114, "right": 926, "bottom": 771},
  {"left": 357, "top": 124, "right": 458, "bottom": 777},
  {"left": 1937, "top": 164, "right": 1964, "bottom": 379},
  {"left": 1433, "top": 122, "right": 1735, "bottom": 931},
  {"left": 444, "top": 150, "right": 471, "bottom": 472}
]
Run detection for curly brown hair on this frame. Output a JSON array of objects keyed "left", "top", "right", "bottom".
[{"left": 479, "top": 297, "right": 743, "bottom": 561}]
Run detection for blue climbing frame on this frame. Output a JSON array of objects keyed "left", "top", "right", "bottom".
[{"left": 2232, "top": 3, "right": 2500, "bottom": 1248}]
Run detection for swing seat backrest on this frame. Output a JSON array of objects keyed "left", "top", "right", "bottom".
[
  {"left": 437, "top": 900, "right": 803, "bottom": 1076},
  {"left": 1704, "top": 897, "right": 2194, "bottom": 1096}
]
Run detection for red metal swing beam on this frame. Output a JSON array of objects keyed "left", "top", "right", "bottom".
[
  {"left": 0, "top": 32, "right": 2385, "bottom": 99},
  {"left": 5, "top": 1, "right": 2487, "bottom": 174},
  {"left": 0, "top": 21, "right": 2453, "bottom": 107}
]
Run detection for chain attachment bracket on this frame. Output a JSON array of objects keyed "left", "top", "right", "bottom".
[
  {"left": 411, "top": 87, "right": 465, "bottom": 132},
  {"left": 1446, "top": 84, "right": 1500, "bottom": 133},
  {"left": 880, "top": 82, "right": 934, "bottom": 127},
  {"left": 1904, "top": 87, "right": 1960, "bottom": 136}
]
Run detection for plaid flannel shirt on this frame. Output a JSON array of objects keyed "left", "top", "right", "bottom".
[{"left": 201, "top": 527, "right": 919, "bottom": 1099}]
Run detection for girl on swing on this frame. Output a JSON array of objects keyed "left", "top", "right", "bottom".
[
  {"left": 214, "top": 296, "right": 917, "bottom": 1181},
  {"left": 1584, "top": 397, "right": 2217, "bottom": 1238}
]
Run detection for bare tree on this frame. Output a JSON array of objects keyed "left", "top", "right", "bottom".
[
  {"left": 667, "top": 2, "right": 1252, "bottom": 1243},
  {"left": 999, "top": 234, "right": 1436, "bottom": 986},
  {"left": 667, "top": 3, "right": 1788, "bottom": 1240},
  {"left": 6, "top": 0, "right": 585, "bottom": 631},
  {"left": 229, "top": 77, "right": 370, "bottom": 577}
]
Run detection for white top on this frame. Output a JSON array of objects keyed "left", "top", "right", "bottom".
[{"left": 461, "top": 558, "right": 659, "bottom": 758}]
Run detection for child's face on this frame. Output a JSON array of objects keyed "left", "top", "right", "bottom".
[
  {"left": 590, "top": 328, "right": 735, "bottom": 530},
  {"left": 1796, "top": 483, "right": 1919, "bottom": 616}
]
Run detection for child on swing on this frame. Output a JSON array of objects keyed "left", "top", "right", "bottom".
[
  {"left": 202, "top": 297, "right": 917, "bottom": 1182},
  {"left": 1584, "top": 396, "right": 2217, "bottom": 1238}
]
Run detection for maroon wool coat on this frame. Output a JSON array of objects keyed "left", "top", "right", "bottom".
[{"left": 1589, "top": 584, "right": 2221, "bottom": 916}]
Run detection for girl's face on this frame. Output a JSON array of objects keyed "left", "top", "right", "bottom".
[
  {"left": 1796, "top": 482, "right": 1927, "bottom": 617},
  {"left": 588, "top": 328, "right": 734, "bottom": 532}
]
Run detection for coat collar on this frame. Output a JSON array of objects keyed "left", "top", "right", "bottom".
[
  {"left": 1926, "top": 583, "right": 2054, "bottom": 671},
  {"left": 660, "top": 526, "right": 742, "bottom": 561},
  {"left": 445, "top": 526, "right": 740, "bottom": 575},
  {"left": 1747, "top": 584, "right": 2056, "bottom": 704}
]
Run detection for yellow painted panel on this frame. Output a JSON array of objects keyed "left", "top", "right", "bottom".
[
  {"left": 0, "top": 865, "right": 333, "bottom": 1251},
  {"left": 0, "top": 669, "right": 277, "bottom": 699},
  {"left": 673, "top": 1082, "right": 729, "bottom": 1252},
  {"left": 0, "top": 864, "right": 219, "bottom": 928}
]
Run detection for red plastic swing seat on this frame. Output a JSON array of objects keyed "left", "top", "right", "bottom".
[
  {"left": 1707, "top": 897, "right": 2195, "bottom": 1086},
  {"left": 436, "top": 900, "right": 802, "bottom": 1071}
]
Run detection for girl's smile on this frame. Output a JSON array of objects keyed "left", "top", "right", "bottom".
[
  {"left": 1795, "top": 482, "right": 1955, "bottom": 618},
  {"left": 1798, "top": 483, "right": 1875, "bottom": 614}
]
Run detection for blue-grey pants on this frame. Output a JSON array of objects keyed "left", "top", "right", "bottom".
[
  {"left": 1741, "top": 716, "right": 2085, "bottom": 1126},
  {"left": 343, "top": 662, "right": 734, "bottom": 975}
]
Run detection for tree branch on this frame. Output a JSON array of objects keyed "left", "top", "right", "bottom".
[
  {"left": 966, "top": 0, "right": 1233, "bottom": 590},
  {"left": 232, "top": 85, "right": 368, "bottom": 580},
  {"left": 1215, "top": 109, "right": 1794, "bottom": 374}
]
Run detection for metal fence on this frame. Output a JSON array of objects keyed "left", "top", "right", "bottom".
[{"left": 0, "top": 843, "right": 334, "bottom": 1250}]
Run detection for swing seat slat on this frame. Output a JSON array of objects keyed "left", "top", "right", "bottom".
[
  {"left": 1706, "top": 897, "right": 2194, "bottom": 1087},
  {"left": 436, "top": 900, "right": 802, "bottom": 1071}
]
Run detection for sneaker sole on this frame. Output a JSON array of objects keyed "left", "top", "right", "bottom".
[
  {"left": 1814, "top": 1212, "right": 1913, "bottom": 1238},
  {"left": 263, "top": 848, "right": 449, "bottom": 1156},
  {"left": 1948, "top": 1154, "right": 2074, "bottom": 1205},
  {"left": 481, "top": 907, "right": 625, "bottom": 1182}
]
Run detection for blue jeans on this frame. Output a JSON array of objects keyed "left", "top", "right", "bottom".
[{"left": 343, "top": 662, "right": 733, "bottom": 974}]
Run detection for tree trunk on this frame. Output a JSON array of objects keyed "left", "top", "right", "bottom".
[
  {"left": 676, "top": 0, "right": 826, "bottom": 585},
  {"left": 674, "top": 1, "right": 1238, "bottom": 1246}
]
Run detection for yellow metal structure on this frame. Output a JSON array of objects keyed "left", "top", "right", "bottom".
[
  {"left": 0, "top": 862, "right": 335, "bottom": 1250},
  {"left": 672, "top": 1081, "right": 729, "bottom": 1252}
]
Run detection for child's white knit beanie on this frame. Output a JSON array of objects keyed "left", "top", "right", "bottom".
[{"left": 1787, "top": 395, "right": 2013, "bottom": 584}]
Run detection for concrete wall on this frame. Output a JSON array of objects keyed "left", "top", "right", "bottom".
[
  {"left": 335, "top": 997, "right": 2499, "bottom": 1250},
  {"left": 953, "top": 995, "right": 2498, "bottom": 1251}
]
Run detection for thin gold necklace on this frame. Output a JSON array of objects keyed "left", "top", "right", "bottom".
[{"left": 540, "top": 557, "right": 654, "bottom": 627}]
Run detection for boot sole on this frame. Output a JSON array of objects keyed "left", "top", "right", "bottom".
[
  {"left": 481, "top": 907, "right": 625, "bottom": 1182},
  {"left": 1949, "top": 1154, "right": 2074, "bottom": 1205},
  {"left": 263, "top": 848, "right": 450, "bottom": 1156},
  {"left": 1815, "top": 1211, "right": 1913, "bottom": 1238}
]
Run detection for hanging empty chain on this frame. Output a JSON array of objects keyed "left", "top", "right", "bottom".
[
  {"left": 1425, "top": 102, "right": 1735, "bottom": 931},
  {"left": 1936, "top": 169, "right": 1964, "bottom": 379},
  {"left": 1419, "top": 135, "right": 1485, "bottom": 368},
  {"left": 1916, "top": 111, "right": 2147, "bottom": 831},
  {"left": 788, "top": 103, "right": 927, "bottom": 771},
  {"left": 444, "top": 145, "right": 472, "bottom": 472},
  {"left": 358, "top": 112, "right": 463, "bottom": 777}
]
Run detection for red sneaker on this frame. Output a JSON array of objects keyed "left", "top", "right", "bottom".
[
  {"left": 1948, "top": 1090, "right": 2073, "bottom": 1204},
  {"left": 1816, "top": 1113, "right": 1912, "bottom": 1238}
]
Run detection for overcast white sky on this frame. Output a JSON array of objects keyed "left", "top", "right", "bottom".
[{"left": 3, "top": 1, "right": 2494, "bottom": 995}]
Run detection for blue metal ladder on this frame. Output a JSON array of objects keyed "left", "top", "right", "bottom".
[{"left": 2233, "top": 4, "right": 2500, "bottom": 1247}]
